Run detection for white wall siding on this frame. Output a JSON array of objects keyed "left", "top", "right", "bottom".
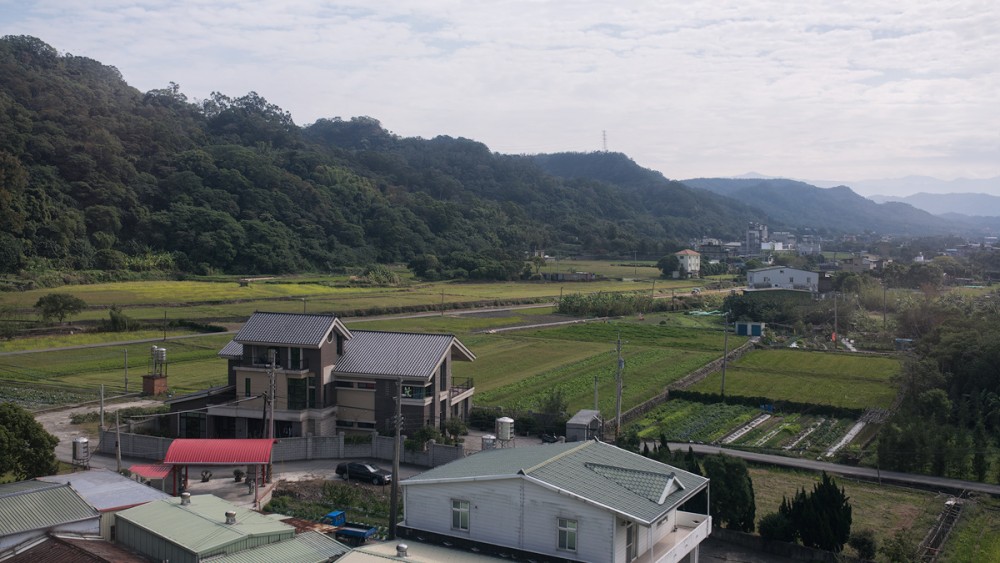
[{"left": 404, "top": 478, "right": 615, "bottom": 562}]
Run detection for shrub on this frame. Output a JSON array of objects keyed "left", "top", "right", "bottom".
[
  {"left": 758, "top": 511, "right": 796, "bottom": 542},
  {"left": 849, "top": 529, "right": 877, "bottom": 561}
]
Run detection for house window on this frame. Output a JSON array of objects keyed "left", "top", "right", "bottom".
[
  {"left": 625, "top": 521, "right": 637, "bottom": 561},
  {"left": 336, "top": 420, "right": 355, "bottom": 428},
  {"left": 357, "top": 422, "right": 376, "bottom": 429},
  {"left": 336, "top": 334, "right": 344, "bottom": 356},
  {"left": 244, "top": 378, "right": 251, "bottom": 397},
  {"left": 451, "top": 499, "right": 470, "bottom": 531},
  {"left": 335, "top": 381, "right": 355, "bottom": 388},
  {"left": 356, "top": 381, "right": 376, "bottom": 390},
  {"left": 558, "top": 518, "right": 577, "bottom": 551},
  {"left": 287, "top": 378, "right": 307, "bottom": 410}
]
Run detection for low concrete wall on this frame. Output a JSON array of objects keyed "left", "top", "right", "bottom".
[{"left": 101, "top": 429, "right": 464, "bottom": 469}]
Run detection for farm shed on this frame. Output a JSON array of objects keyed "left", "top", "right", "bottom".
[
  {"left": 735, "top": 321, "right": 765, "bottom": 337},
  {"left": 0, "top": 481, "right": 100, "bottom": 551},
  {"left": 566, "top": 409, "right": 602, "bottom": 441}
]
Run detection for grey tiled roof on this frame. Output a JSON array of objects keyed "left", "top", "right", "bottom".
[
  {"left": 219, "top": 339, "right": 244, "bottom": 359},
  {"left": 0, "top": 481, "right": 99, "bottom": 536},
  {"left": 402, "top": 441, "right": 708, "bottom": 525},
  {"left": 233, "top": 312, "right": 351, "bottom": 348},
  {"left": 334, "top": 330, "right": 475, "bottom": 378}
]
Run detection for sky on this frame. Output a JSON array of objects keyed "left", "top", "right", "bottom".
[{"left": 3, "top": 1, "right": 1000, "bottom": 195}]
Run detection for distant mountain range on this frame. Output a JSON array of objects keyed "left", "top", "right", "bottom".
[
  {"left": 867, "top": 193, "right": 1000, "bottom": 218},
  {"left": 810, "top": 176, "right": 1000, "bottom": 198}
]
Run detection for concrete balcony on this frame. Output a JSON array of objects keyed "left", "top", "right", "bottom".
[{"left": 644, "top": 512, "right": 711, "bottom": 563}]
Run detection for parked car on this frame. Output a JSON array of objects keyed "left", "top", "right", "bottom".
[{"left": 335, "top": 462, "right": 392, "bottom": 485}]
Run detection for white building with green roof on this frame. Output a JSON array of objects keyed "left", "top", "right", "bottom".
[{"left": 400, "top": 440, "right": 711, "bottom": 563}]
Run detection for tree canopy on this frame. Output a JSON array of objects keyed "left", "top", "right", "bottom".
[{"left": 0, "top": 402, "right": 59, "bottom": 480}]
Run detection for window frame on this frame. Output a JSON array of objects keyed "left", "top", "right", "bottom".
[
  {"left": 451, "top": 499, "right": 470, "bottom": 531},
  {"left": 557, "top": 517, "right": 577, "bottom": 551}
]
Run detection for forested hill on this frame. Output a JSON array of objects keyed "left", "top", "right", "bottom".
[
  {"left": 0, "top": 35, "right": 770, "bottom": 277},
  {"left": 0, "top": 35, "right": 959, "bottom": 280}
]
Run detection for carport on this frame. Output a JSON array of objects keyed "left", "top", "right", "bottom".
[{"left": 162, "top": 438, "right": 275, "bottom": 506}]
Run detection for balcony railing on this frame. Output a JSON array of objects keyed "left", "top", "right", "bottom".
[
  {"left": 646, "top": 512, "right": 711, "bottom": 563},
  {"left": 450, "top": 377, "right": 474, "bottom": 398},
  {"left": 249, "top": 358, "right": 310, "bottom": 370}
]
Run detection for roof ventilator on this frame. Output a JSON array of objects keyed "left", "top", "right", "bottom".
[
  {"left": 180, "top": 492, "right": 191, "bottom": 505},
  {"left": 225, "top": 511, "right": 237, "bottom": 525},
  {"left": 395, "top": 543, "right": 408, "bottom": 557}
]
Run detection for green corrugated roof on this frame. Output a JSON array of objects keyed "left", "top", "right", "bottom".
[
  {"left": 0, "top": 481, "right": 99, "bottom": 536},
  {"left": 115, "top": 494, "right": 294, "bottom": 555},
  {"left": 203, "top": 531, "right": 351, "bottom": 563},
  {"left": 402, "top": 440, "right": 708, "bottom": 525}
]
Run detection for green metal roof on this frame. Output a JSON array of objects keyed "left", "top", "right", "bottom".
[
  {"left": 203, "top": 531, "right": 351, "bottom": 563},
  {"left": 0, "top": 481, "right": 99, "bottom": 536},
  {"left": 115, "top": 494, "right": 294, "bottom": 555},
  {"left": 402, "top": 440, "right": 708, "bottom": 525}
]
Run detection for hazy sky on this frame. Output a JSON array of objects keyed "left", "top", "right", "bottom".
[{"left": 3, "top": 1, "right": 999, "bottom": 190}]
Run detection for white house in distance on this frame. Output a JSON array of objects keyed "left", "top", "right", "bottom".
[
  {"left": 400, "top": 440, "right": 711, "bottom": 563},
  {"left": 674, "top": 249, "right": 701, "bottom": 278},
  {"left": 746, "top": 266, "right": 818, "bottom": 292}
]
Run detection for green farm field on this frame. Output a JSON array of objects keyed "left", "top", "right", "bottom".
[
  {"left": 939, "top": 496, "right": 1000, "bottom": 563},
  {"left": 0, "top": 261, "right": 701, "bottom": 323},
  {"left": 749, "top": 466, "right": 943, "bottom": 561},
  {"left": 689, "top": 349, "right": 900, "bottom": 409}
]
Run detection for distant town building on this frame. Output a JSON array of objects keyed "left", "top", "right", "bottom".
[
  {"left": 674, "top": 249, "right": 701, "bottom": 278},
  {"left": 745, "top": 222, "right": 768, "bottom": 257},
  {"left": 747, "top": 266, "right": 818, "bottom": 292}
]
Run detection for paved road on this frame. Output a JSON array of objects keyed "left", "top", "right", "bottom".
[{"left": 670, "top": 442, "right": 1000, "bottom": 496}]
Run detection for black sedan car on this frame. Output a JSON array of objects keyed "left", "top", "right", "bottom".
[{"left": 335, "top": 462, "right": 393, "bottom": 485}]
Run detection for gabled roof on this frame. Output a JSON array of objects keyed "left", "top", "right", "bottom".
[
  {"left": 334, "top": 330, "right": 475, "bottom": 379},
  {"left": 233, "top": 312, "right": 351, "bottom": 348},
  {"left": 37, "top": 468, "right": 170, "bottom": 512},
  {"left": 402, "top": 440, "right": 708, "bottom": 526},
  {"left": 675, "top": 249, "right": 700, "bottom": 256},
  {"left": 163, "top": 439, "right": 274, "bottom": 465},
  {"left": 202, "top": 531, "right": 351, "bottom": 563},
  {"left": 0, "top": 481, "right": 99, "bottom": 537},
  {"left": 219, "top": 339, "right": 244, "bottom": 359},
  {"left": 115, "top": 494, "right": 293, "bottom": 555}
]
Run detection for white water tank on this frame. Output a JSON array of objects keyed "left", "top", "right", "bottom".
[
  {"left": 72, "top": 436, "right": 89, "bottom": 462},
  {"left": 481, "top": 434, "right": 496, "bottom": 450},
  {"left": 496, "top": 417, "right": 514, "bottom": 441}
]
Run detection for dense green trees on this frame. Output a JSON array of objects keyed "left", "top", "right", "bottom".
[
  {"left": 761, "top": 472, "right": 852, "bottom": 553},
  {"left": 0, "top": 402, "right": 59, "bottom": 480},
  {"left": 702, "top": 454, "right": 756, "bottom": 532}
]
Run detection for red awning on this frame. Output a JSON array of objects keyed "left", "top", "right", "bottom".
[
  {"left": 163, "top": 439, "right": 275, "bottom": 465},
  {"left": 129, "top": 463, "right": 173, "bottom": 480}
]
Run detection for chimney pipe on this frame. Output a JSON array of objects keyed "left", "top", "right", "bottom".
[
  {"left": 180, "top": 492, "right": 191, "bottom": 505},
  {"left": 225, "top": 511, "right": 237, "bottom": 525},
  {"left": 395, "top": 543, "right": 408, "bottom": 557}
]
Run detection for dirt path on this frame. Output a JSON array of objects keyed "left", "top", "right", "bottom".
[{"left": 35, "top": 399, "right": 162, "bottom": 463}]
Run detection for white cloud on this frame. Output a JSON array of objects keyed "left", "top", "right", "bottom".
[{"left": 1, "top": 0, "right": 998, "bottom": 186}]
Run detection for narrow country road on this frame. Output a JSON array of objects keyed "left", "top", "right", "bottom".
[{"left": 670, "top": 442, "right": 1000, "bottom": 496}]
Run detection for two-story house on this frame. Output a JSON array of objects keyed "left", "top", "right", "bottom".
[
  {"left": 674, "top": 250, "right": 701, "bottom": 278},
  {"left": 170, "top": 312, "right": 475, "bottom": 439},
  {"left": 746, "top": 266, "right": 818, "bottom": 292},
  {"left": 400, "top": 440, "right": 711, "bottom": 563}
]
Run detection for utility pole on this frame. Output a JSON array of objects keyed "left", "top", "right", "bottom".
[
  {"left": 124, "top": 349, "right": 128, "bottom": 393},
  {"left": 593, "top": 375, "right": 599, "bottom": 411},
  {"left": 163, "top": 310, "right": 167, "bottom": 341},
  {"left": 833, "top": 292, "right": 838, "bottom": 350},
  {"left": 633, "top": 250, "right": 637, "bottom": 277},
  {"left": 882, "top": 283, "right": 887, "bottom": 332},
  {"left": 115, "top": 410, "right": 122, "bottom": 473},
  {"left": 721, "top": 312, "right": 730, "bottom": 399},
  {"left": 614, "top": 331, "right": 624, "bottom": 441},
  {"left": 389, "top": 378, "right": 403, "bottom": 539},
  {"left": 266, "top": 349, "right": 276, "bottom": 483},
  {"left": 99, "top": 384, "right": 105, "bottom": 431}
]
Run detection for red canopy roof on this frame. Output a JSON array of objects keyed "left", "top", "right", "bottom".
[
  {"left": 163, "top": 439, "right": 275, "bottom": 465},
  {"left": 128, "top": 463, "right": 173, "bottom": 480}
]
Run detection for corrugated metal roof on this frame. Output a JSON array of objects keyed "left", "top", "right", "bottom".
[
  {"left": 115, "top": 494, "right": 293, "bottom": 555},
  {"left": 203, "top": 531, "right": 351, "bottom": 563},
  {"left": 0, "top": 481, "right": 99, "bottom": 536},
  {"left": 402, "top": 441, "right": 708, "bottom": 525},
  {"left": 4, "top": 535, "right": 148, "bottom": 563},
  {"left": 38, "top": 468, "right": 170, "bottom": 512},
  {"left": 233, "top": 312, "right": 351, "bottom": 348},
  {"left": 127, "top": 463, "right": 174, "bottom": 480},
  {"left": 218, "top": 339, "right": 244, "bottom": 359},
  {"left": 344, "top": 540, "right": 508, "bottom": 562},
  {"left": 163, "top": 439, "right": 274, "bottom": 465},
  {"left": 334, "top": 331, "right": 474, "bottom": 378}
]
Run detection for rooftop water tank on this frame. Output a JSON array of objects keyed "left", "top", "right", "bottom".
[{"left": 496, "top": 417, "right": 514, "bottom": 441}]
